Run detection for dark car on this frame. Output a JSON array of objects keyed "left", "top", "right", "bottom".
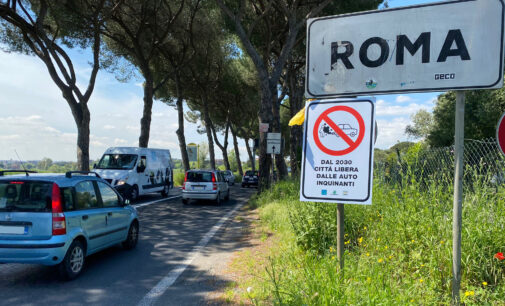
[{"left": 241, "top": 170, "right": 259, "bottom": 188}]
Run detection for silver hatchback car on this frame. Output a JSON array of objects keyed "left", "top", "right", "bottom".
[{"left": 181, "top": 170, "right": 230, "bottom": 205}]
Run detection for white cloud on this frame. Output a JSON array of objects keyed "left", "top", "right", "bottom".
[
  {"left": 376, "top": 100, "right": 432, "bottom": 117},
  {"left": 375, "top": 117, "right": 411, "bottom": 149},
  {"left": 0, "top": 115, "right": 76, "bottom": 161},
  {"left": 395, "top": 95, "right": 412, "bottom": 103},
  {"left": 103, "top": 125, "right": 116, "bottom": 130}
]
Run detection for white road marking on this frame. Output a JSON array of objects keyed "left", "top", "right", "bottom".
[
  {"left": 133, "top": 195, "right": 181, "bottom": 208},
  {"left": 137, "top": 202, "right": 245, "bottom": 306}
]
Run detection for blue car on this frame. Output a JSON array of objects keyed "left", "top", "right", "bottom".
[{"left": 0, "top": 170, "right": 139, "bottom": 280}]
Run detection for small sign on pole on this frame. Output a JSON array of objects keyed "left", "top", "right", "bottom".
[
  {"left": 300, "top": 98, "right": 375, "bottom": 204},
  {"left": 267, "top": 133, "right": 282, "bottom": 154},
  {"left": 259, "top": 123, "right": 269, "bottom": 133}
]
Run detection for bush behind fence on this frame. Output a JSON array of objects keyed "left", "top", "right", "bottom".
[{"left": 375, "top": 138, "right": 505, "bottom": 189}]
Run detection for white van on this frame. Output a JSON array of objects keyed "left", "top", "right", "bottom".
[{"left": 94, "top": 147, "right": 173, "bottom": 201}]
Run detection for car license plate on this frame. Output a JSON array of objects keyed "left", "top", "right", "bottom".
[
  {"left": 0, "top": 225, "right": 26, "bottom": 235},
  {"left": 193, "top": 186, "right": 204, "bottom": 190}
]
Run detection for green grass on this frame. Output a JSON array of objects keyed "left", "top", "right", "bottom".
[{"left": 243, "top": 176, "right": 505, "bottom": 304}]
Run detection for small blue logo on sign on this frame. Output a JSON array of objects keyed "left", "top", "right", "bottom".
[{"left": 321, "top": 190, "right": 327, "bottom": 195}]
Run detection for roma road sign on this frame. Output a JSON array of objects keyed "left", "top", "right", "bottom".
[
  {"left": 300, "top": 98, "right": 375, "bottom": 204},
  {"left": 497, "top": 112, "right": 505, "bottom": 156},
  {"left": 306, "top": 0, "right": 505, "bottom": 98}
]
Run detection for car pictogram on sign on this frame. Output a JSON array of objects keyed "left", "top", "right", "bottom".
[{"left": 319, "top": 123, "right": 358, "bottom": 138}]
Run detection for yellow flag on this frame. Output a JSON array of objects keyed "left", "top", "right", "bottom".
[{"left": 288, "top": 106, "right": 306, "bottom": 126}]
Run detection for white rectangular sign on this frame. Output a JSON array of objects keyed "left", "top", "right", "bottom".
[
  {"left": 306, "top": 0, "right": 505, "bottom": 98},
  {"left": 187, "top": 145, "right": 198, "bottom": 162},
  {"left": 300, "top": 99, "right": 375, "bottom": 204},
  {"left": 267, "top": 133, "right": 281, "bottom": 140},
  {"left": 267, "top": 140, "right": 282, "bottom": 154}
]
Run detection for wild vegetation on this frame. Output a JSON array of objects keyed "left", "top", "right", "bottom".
[{"left": 233, "top": 159, "right": 505, "bottom": 304}]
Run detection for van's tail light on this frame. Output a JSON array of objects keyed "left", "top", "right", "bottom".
[
  {"left": 51, "top": 183, "right": 66, "bottom": 236},
  {"left": 212, "top": 173, "right": 217, "bottom": 190},
  {"left": 182, "top": 172, "right": 188, "bottom": 190}
]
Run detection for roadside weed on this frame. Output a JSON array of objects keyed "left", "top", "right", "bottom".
[{"left": 243, "top": 176, "right": 505, "bottom": 304}]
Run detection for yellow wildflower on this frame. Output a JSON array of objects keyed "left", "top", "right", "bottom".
[
  {"left": 367, "top": 277, "right": 371, "bottom": 282},
  {"left": 411, "top": 239, "right": 415, "bottom": 243},
  {"left": 366, "top": 252, "right": 370, "bottom": 257},
  {"left": 332, "top": 256, "right": 336, "bottom": 260},
  {"left": 482, "top": 282, "right": 488, "bottom": 286},
  {"left": 345, "top": 240, "right": 350, "bottom": 245},
  {"left": 464, "top": 291, "right": 474, "bottom": 297},
  {"left": 378, "top": 258, "right": 384, "bottom": 263},
  {"left": 440, "top": 240, "right": 444, "bottom": 244},
  {"left": 364, "top": 226, "right": 367, "bottom": 230},
  {"left": 358, "top": 237, "right": 363, "bottom": 244},
  {"left": 419, "top": 279, "right": 424, "bottom": 283}
]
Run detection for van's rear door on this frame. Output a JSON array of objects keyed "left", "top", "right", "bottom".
[{"left": 0, "top": 180, "right": 53, "bottom": 240}]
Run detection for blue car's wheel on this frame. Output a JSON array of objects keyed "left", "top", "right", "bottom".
[{"left": 59, "top": 240, "right": 85, "bottom": 280}]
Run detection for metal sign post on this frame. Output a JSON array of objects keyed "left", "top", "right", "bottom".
[
  {"left": 452, "top": 91, "right": 465, "bottom": 304},
  {"left": 337, "top": 203, "right": 344, "bottom": 271}
]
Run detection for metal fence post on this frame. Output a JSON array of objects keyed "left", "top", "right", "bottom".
[{"left": 452, "top": 91, "right": 465, "bottom": 305}]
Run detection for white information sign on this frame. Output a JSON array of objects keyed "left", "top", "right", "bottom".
[
  {"left": 267, "top": 133, "right": 282, "bottom": 154},
  {"left": 306, "top": 0, "right": 505, "bottom": 98},
  {"left": 300, "top": 99, "right": 375, "bottom": 204}
]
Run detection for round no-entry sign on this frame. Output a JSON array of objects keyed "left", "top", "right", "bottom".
[
  {"left": 312, "top": 105, "right": 365, "bottom": 156},
  {"left": 497, "top": 112, "right": 505, "bottom": 156}
]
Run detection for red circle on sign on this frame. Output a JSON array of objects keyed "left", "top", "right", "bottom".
[
  {"left": 313, "top": 105, "right": 365, "bottom": 156},
  {"left": 497, "top": 112, "right": 505, "bottom": 156}
]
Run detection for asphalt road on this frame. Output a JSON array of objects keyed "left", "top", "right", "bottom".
[{"left": 0, "top": 185, "right": 255, "bottom": 306}]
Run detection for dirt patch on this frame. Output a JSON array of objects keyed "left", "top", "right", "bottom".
[{"left": 205, "top": 204, "right": 279, "bottom": 305}]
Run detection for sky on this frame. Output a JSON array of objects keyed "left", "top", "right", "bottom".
[{"left": 0, "top": 0, "right": 439, "bottom": 162}]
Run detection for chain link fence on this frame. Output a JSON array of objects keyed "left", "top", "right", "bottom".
[{"left": 375, "top": 138, "right": 505, "bottom": 189}]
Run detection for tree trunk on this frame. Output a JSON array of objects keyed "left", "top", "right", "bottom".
[
  {"left": 176, "top": 97, "right": 190, "bottom": 171},
  {"left": 258, "top": 81, "right": 274, "bottom": 190},
  {"left": 173, "top": 73, "right": 190, "bottom": 171},
  {"left": 202, "top": 96, "right": 216, "bottom": 169},
  {"left": 271, "top": 93, "right": 289, "bottom": 180},
  {"left": 76, "top": 104, "right": 90, "bottom": 171},
  {"left": 288, "top": 70, "right": 305, "bottom": 177},
  {"left": 244, "top": 137, "right": 254, "bottom": 172},
  {"left": 139, "top": 70, "right": 154, "bottom": 148},
  {"left": 211, "top": 123, "right": 230, "bottom": 170},
  {"left": 66, "top": 91, "right": 90, "bottom": 172},
  {"left": 231, "top": 126, "right": 243, "bottom": 176}
]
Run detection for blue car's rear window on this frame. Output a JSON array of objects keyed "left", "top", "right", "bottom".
[{"left": 0, "top": 181, "right": 52, "bottom": 212}]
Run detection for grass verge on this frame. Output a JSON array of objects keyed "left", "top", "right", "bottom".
[{"left": 227, "top": 178, "right": 505, "bottom": 304}]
